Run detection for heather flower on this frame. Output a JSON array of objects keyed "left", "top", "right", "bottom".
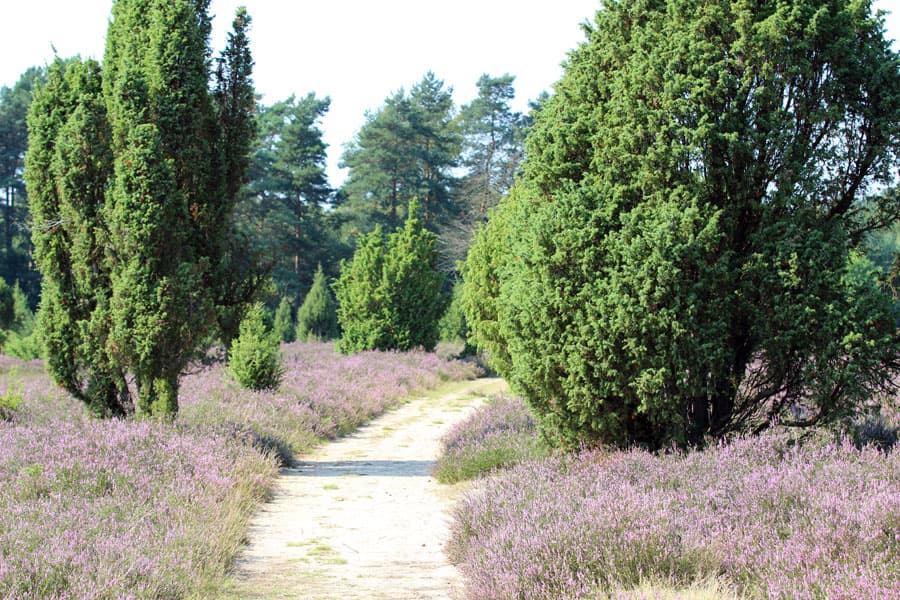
[
  {"left": 433, "top": 395, "right": 549, "bottom": 483},
  {"left": 0, "top": 342, "right": 479, "bottom": 597},
  {"left": 449, "top": 433, "right": 900, "bottom": 599}
]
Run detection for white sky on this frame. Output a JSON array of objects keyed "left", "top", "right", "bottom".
[{"left": 2, "top": 1, "right": 899, "bottom": 186}]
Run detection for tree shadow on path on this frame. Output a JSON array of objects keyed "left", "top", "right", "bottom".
[{"left": 288, "top": 460, "right": 434, "bottom": 477}]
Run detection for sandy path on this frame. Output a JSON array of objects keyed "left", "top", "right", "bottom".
[{"left": 223, "top": 377, "right": 507, "bottom": 600}]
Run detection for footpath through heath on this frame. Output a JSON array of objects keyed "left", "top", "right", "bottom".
[{"left": 223, "top": 377, "right": 508, "bottom": 599}]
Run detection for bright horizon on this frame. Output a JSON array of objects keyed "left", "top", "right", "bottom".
[{"left": 3, "top": 1, "right": 898, "bottom": 186}]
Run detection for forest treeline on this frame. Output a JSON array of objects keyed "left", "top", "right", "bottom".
[{"left": 0, "top": 63, "right": 532, "bottom": 311}]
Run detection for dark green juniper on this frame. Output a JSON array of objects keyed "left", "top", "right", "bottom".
[
  {"left": 26, "top": 1, "right": 256, "bottom": 417},
  {"left": 465, "top": 0, "right": 900, "bottom": 448}
]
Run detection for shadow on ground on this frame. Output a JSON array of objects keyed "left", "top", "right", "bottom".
[{"left": 289, "top": 460, "right": 435, "bottom": 477}]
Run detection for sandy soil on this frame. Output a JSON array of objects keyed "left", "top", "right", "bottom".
[{"left": 223, "top": 377, "right": 508, "bottom": 600}]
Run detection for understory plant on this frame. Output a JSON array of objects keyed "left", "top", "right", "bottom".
[
  {"left": 433, "top": 395, "right": 548, "bottom": 483},
  {"left": 228, "top": 302, "right": 284, "bottom": 391},
  {"left": 448, "top": 433, "right": 900, "bottom": 599}
]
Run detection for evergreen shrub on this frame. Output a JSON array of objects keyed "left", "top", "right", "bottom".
[
  {"left": 228, "top": 303, "right": 284, "bottom": 391},
  {"left": 296, "top": 265, "right": 339, "bottom": 342}
]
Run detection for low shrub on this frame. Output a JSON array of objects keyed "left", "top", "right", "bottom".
[
  {"left": 433, "top": 395, "right": 548, "bottom": 483},
  {"left": 449, "top": 433, "right": 900, "bottom": 599},
  {"left": 853, "top": 415, "right": 898, "bottom": 452},
  {"left": 0, "top": 384, "right": 22, "bottom": 422},
  {"left": 228, "top": 303, "right": 284, "bottom": 391}
]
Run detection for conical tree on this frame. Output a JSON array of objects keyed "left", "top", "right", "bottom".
[
  {"left": 465, "top": 0, "right": 900, "bottom": 448},
  {"left": 334, "top": 226, "right": 391, "bottom": 353},
  {"left": 272, "top": 296, "right": 295, "bottom": 343},
  {"left": 228, "top": 302, "right": 283, "bottom": 391},
  {"left": 382, "top": 198, "right": 446, "bottom": 351},
  {"left": 26, "top": 1, "right": 256, "bottom": 417},
  {"left": 296, "top": 265, "right": 339, "bottom": 342},
  {"left": 335, "top": 199, "right": 445, "bottom": 353}
]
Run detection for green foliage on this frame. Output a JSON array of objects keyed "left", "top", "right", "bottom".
[
  {"left": 296, "top": 265, "right": 339, "bottom": 342},
  {"left": 334, "top": 226, "right": 391, "bottom": 352},
  {"left": 0, "top": 67, "right": 45, "bottom": 305},
  {"left": 272, "top": 296, "right": 295, "bottom": 343},
  {"left": 237, "top": 93, "right": 344, "bottom": 302},
  {"left": 439, "top": 74, "right": 529, "bottom": 271},
  {"left": 228, "top": 303, "right": 284, "bottom": 391},
  {"left": 26, "top": 1, "right": 257, "bottom": 418},
  {"left": 340, "top": 72, "right": 460, "bottom": 232},
  {"left": 335, "top": 199, "right": 446, "bottom": 353},
  {"left": 466, "top": 0, "right": 900, "bottom": 448},
  {"left": 438, "top": 279, "right": 474, "bottom": 355},
  {"left": 3, "top": 330, "right": 41, "bottom": 361},
  {"left": 0, "top": 279, "right": 12, "bottom": 330},
  {"left": 0, "top": 383, "right": 22, "bottom": 421}
]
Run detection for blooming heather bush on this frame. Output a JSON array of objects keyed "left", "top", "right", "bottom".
[
  {"left": 0, "top": 419, "right": 277, "bottom": 599},
  {"left": 181, "top": 342, "right": 481, "bottom": 463},
  {"left": 0, "top": 342, "right": 478, "bottom": 596},
  {"left": 433, "top": 395, "right": 548, "bottom": 483},
  {"left": 449, "top": 433, "right": 900, "bottom": 599}
]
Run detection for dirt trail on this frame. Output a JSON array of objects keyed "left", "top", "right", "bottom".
[{"left": 224, "top": 377, "right": 507, "bottom": 600}]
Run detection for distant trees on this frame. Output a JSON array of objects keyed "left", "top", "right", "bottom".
[
  {"left": 0, "top": 67, "right": 45, "bottom": 304},
  {"left": 458, "top": 74, "right": 527, "bottom": 220},
  {"left": 296, "top": 264, "right": 339, "bottom": 342},
  {"left": 441, "top": 73, "right": 528, "bottom": 271},
  {"left": 335, "top": 199, "right": 445, "bottom": 353},
  {"left": 26, "top": 0, "right": 256, "bottom": 417},
  {"left": 0, "top": 279, "right": 12, "bottom": 331},
  {"left": 238, "top": 93, "right": 342, "bottom": 301},
  {"left": 340, "top": 72, "right": 460, "bottom": 232},
  {"left": 465, "top": 0, "right": 900, "bottom": 448}
]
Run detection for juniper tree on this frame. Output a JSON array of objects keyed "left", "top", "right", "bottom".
[
  {"left": 228, "top": 302, "right": 284, "bottom": 391},
  {"left": 335, "top": 199, "right": 445, "bottom": 353},
  {"left": 465, "top": 0, "right": 900, "bottom": 448},
  {"left": 296, "top": 264, "right": 339, "bottom": 342},
  {"left": 272, "top": 296, "right": 295, "bottom": 343},
  {"left": 26, "top": 0, "right": 256, "bottom": 417}
]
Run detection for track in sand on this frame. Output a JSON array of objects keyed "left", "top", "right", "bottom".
[{"left": 221, "top": 377, "right": 507, "bottom": 599}]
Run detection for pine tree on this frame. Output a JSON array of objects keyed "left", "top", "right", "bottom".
[
  {"left": 0, "top": 67, "right": 45, "bottom": 303},
  {"left": 340, "top": 73, "right": 460, "bottom": 232},
  {"left": 26, "top": 1, "right": 256, "bottom": 417},
  {"left": 296, "top": 264, "right": 339, "bottom": 342},
  {"left": 238, "top": 94, "right": 338, "bottom": 301}
]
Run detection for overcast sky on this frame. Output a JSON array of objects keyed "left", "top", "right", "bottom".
[{"left": 3, "top": 1, "right": 898, "bottom": 185}]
